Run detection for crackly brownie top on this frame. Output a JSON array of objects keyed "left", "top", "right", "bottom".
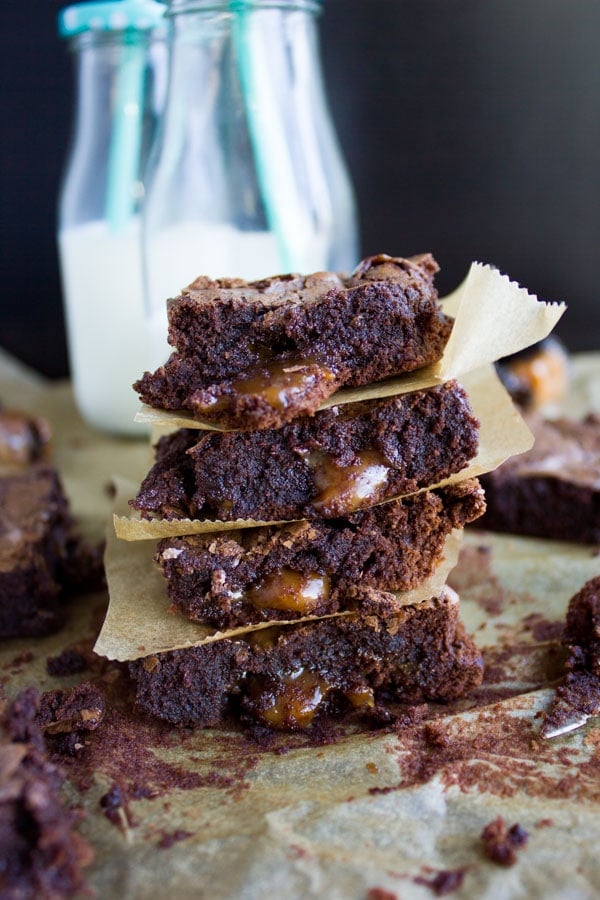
[
  {"left": 0, "top": 466, "right": 71, "bottom": 572},
  {"left": 179, "top": 252, "right": 440, "bottom": 312},
  {"left": 135, "top": 253, "right": 453, "bottom": 430}
]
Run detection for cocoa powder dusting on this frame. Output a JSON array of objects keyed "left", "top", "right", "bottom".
[
  {"left": 157, "top": 828, "right": 195, "bottom": 849},
  {"left": 367, "top": 703, "right": 600, "bottom": 802},
  {"left": 521, "top": 613, "right": 564, "bottom": 643}
]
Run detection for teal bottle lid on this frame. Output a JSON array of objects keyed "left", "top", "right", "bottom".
[{"left": 58, "top": 0, "right": 166, "bottom": 38}]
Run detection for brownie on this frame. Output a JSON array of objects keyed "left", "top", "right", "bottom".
[
  {"left": 134, "top": 253, "right": 453, "bottom": 430},
  {"left": 132, "top": 381, "right": 479, "bottom": 523},
  {"left": 0, "top": 406, "right": 51, "bottom": 466},
  {"left": 129, "top": 588, "right": 484, "bottom": 730},
  {"left": 0, "top": 466, "right": 95, "bottom": 638},
  {"left": 542, "top": 576, "right": 600, "bottom": 738},
  {"left": 480, "top": 818, "right": 529, "bottom": 867},
  {"left": 0, "top": 688, "right": 93, "bottom": 898},
  {"left": 156, "top": 479, "right": 485, "bottom": 628},
  {"left": 479, "top": 413, "right": 600, "bottom": 543}
]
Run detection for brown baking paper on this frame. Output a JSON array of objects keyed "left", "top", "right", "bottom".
[
  {"left": 96, "top": 484, "right": 464, "bottom": 660},
  {"left": 134, "top": 262, "right": 566, "bottom": 431},
  {"left": 114, "top": 363, "right": 533, "bottom": 540},
  {"left": 3, "top": 349, "right": 600, "bottom": 899}
]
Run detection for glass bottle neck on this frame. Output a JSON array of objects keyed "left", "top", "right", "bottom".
[{"left": 166, "top": 1, "right": 321, "bottom": 15}]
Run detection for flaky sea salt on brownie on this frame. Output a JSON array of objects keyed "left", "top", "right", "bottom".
[
  {"left": 0, "top": 466, "right": 99, "bottom": 638},
  {"left": 132, "top": 381, "right": 479, "bottom": 523},
  {"left": 129, "top": 588, "right": 483, "bottom": 730},
  {"left": 134, "top": 253, "right": 452, "bottom": 430},
  {"left": 479, "top": 413, "right": 600, "bottom": 543},
  {"left": 156, "top": 479, "right": 485, "bottom": 628}
]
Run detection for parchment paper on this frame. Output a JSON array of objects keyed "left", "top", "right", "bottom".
[
  {"left": 115, "top": 364, "right": 533, "bottom": 539},
  {"left": 2, "top": 349, "right": 600, "bottom": 900},
  {"left": 134, "top": 262, "right": 566, "bottom": 431},
  {"left": 96, "top": 488, "right": 463, "bottom": 660}
]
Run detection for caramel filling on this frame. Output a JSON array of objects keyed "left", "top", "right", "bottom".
[
  {"left": 244, "top": 670, "right": 376, "bottom": 730},
  {"left": 509, "top": 345, "right": 568, "bottom": 407},
  {"left": 246, "top": 669, "right": 329, "bottom": 730},
  {"left": 309, "top": 449, "right": 390, "bottom": 516},
  {"left": 247, "top": 569, "right": 330, "bottom": 614},
  {"left": 345, "top": 687, "right": 375, "bottom": 710},
  {"left": 196, "top": 357, "right": 337, "bottom": 413}
]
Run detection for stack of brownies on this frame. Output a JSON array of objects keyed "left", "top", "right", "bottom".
[{"left": 123, "top": 254, "right": 489, "bottom": 730}]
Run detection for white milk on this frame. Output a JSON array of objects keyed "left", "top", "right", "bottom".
[
  {"left": 59, "top": 218, "right": 288, "bottom": 435},
  {"left": 58, "top": 219, "right": 150, "bottom": 436}
]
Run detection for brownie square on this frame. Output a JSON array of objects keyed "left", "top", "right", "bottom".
[
  {"left": 156, "top": 479, "right": 485, "bottom": 628},
  {"left": 0, "top": 689, "right": 93, "bottom": 897},
  {"left": 129, "top": 589, "right": 484, "bottom": 729},
  {"left": 0, "top": 466, "right": 90, "bottom": 637},
  {"left": 132, "top": 381, "right": 479, "bottom": 523},
  {"left": 134, "top": 253, "right": 452, "bottom": 430},
  {"left": 479, "top": 413, "right": 600, "bottom": 543}
]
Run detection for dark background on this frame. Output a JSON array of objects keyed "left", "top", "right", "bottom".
[{"left": 1, "top": 0, "right": 599, "bottom": 378}]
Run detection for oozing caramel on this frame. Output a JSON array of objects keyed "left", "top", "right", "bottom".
[
  {"left": 245, "top": 669, "right": 329, "bottom": 730},
  {"left": 344, "top": 686, "right": 375, "bottom": 710},
  {"left": 247, "top": 569, "right": 330, "bottom": 614},
  {"left": 309, "top": 448, "right": 390, "bottom": 516},
  {"left": 196, "top": 356, "right": 336, "bottom": 413},
  {"left": 244, "top": 670, "right": 377, "bottom": 730}
]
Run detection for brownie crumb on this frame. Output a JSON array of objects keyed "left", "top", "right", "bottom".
[
  {"left": 38, "top": 682, "right": 105, "bottom": 757},
  {"left": 0, "top": 688, "right": 94, "bottom": 897},
  {"left": 366, "top": 889, "right": 397, "bottom": 900},
  {"left": 157, "top": 828, "right": 194, "bottom": 849},
  {"left": 414, "top": 867, "right": 468, "bottom": 896},
  {"left": 481, "top": 817, "right": 529, "bottom": 866},
  {"left": 99, "top": 783, "right": 136, "bottom": 832},
  {"left": 47, "top": 648, "right": 89, "bottom": 677}
]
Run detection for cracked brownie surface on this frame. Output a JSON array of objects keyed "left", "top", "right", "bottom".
[{"left": 134, "top": 253, "right": 452, "bottom": 429}]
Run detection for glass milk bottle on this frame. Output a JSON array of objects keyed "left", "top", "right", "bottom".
[
  {"left": 57, "top": 1, "right": 166, "bottom": 435},
  {"left": 143, "top": 0, "right": 359, "bottom": 366}
]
